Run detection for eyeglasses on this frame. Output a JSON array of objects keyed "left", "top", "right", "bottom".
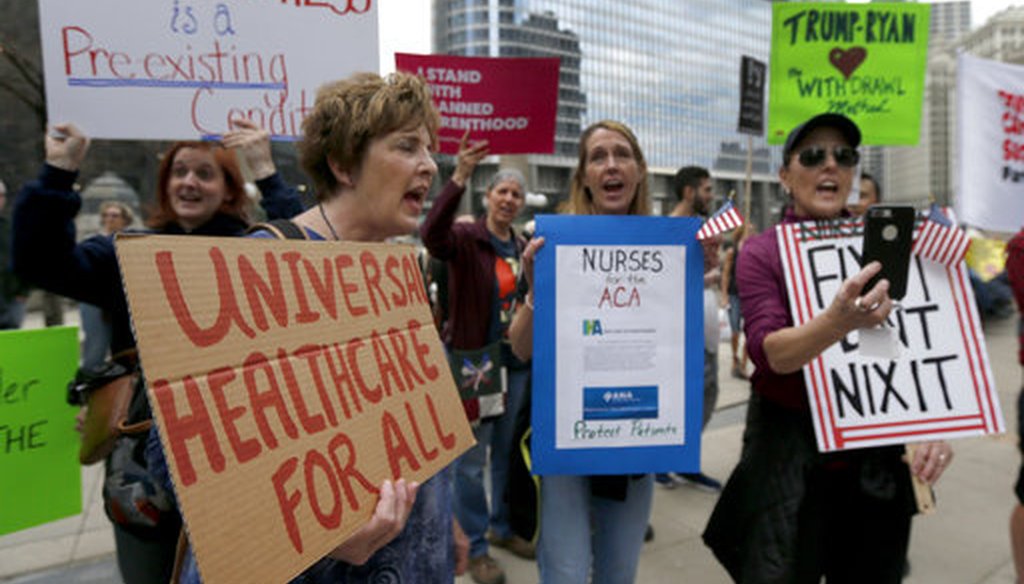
[{"left": 795, "top": 145, "right": 859, "bottom": 169}]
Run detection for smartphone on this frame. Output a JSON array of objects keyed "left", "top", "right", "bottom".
[{"left": 861, "top": 205, "right": 915, "bottom": 300}]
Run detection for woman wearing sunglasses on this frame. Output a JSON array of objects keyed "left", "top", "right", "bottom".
[{"left": 703, "top": 113, "right": 953, "bottom": 583}]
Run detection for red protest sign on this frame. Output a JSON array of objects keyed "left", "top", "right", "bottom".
[{"left": 396, "top": 53, "right": 559, "bottom": 155}]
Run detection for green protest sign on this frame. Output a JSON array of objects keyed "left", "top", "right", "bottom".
[
  {"left": 0, "top": 327, "right": 81, "bottom": 536},
  {"left": 768, "top": 2, "right": 930, "bottom": 145}
]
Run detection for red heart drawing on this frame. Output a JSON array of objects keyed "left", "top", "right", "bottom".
[{"left": 829, "top": 47, "right": 867, "bottom": 80}]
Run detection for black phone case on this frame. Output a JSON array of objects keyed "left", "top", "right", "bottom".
[{"left": 861, "top": 205, "right": 915, "bottom": 300}]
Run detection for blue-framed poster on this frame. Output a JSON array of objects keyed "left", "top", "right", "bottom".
[{"left": 531, "top": 215, "right": 705, "bottom": 475}]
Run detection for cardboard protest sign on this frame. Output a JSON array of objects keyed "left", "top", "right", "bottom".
[
  {"left": 531, "top": 216, "right": 705, "bottom": 475},
  {"left": 395, "top": 53, "right": 559, "bottom": 155},
  {"left": 0, "top": 327, "right": 80, "bottom": 536},
  {"left": 768, "top": 2, "right": 929, "bottom": 145},
  {"left": 115, "top": 235, "right": 473, "bottom": 584},
  {"left": 37, "top": 0, "right": 378, "bottom": 141},
  {"left": 777, "top": 219, "right": 1004, "bottom": 452},
  {"left": 956, "top": 53, "right": 1024, "bottom": 232}
]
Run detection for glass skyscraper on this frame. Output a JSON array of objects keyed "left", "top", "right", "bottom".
[{"left": 434, "top": 0, "right": 783, "bottom": 221}]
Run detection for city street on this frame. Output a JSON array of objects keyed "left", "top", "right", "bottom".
[{"left": 0, "top": 308, "right": 1020, "bottom": 583}]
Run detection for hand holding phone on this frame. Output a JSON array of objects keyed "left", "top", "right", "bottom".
[{"left": 861, "top": 205, "right": 915, "bottom": 301}]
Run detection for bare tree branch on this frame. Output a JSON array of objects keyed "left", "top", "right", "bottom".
[
  {"left": 0, "top": 37, "right": 44, "bottom": 98},
  {"left": 0, "top": 77, "right": 39, "bottom": 111}
]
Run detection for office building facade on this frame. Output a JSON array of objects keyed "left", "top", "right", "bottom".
[
  {"left": 882, "top": 1, "right": 972, "bottom": 207},
  {"left": 433, "top": 0, "right": 783, "bottom": 224}
]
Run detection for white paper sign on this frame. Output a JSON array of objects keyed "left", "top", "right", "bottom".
[
  {"left": 777, "top": 220, "right": 1005, "bottom": 452},
  {"left": 956, "top": 52, "right": 1024, "bottom": 232},
  {"left": 37, "top": 0, "right": 378, "bottom": 140},
  {"left": 554, "top": 245, "right": 687, "bottom": 450}
]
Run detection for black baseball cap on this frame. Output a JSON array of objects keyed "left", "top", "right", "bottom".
[{"left": 783, "top": 113, "right": 861, "bottom": 161}]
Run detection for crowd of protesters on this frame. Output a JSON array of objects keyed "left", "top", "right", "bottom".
[{"left": 3, "top": 68, "right": 995, "bottom": 584}]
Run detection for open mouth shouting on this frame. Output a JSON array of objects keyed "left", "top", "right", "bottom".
[
  {"left": 816, "top": 179, "right": 840, "bottom": 197},
  {"left": 402, "top": 186, "right": 428, "bottom": 215}
]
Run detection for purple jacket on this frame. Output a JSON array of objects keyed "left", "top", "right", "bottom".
[
  {"left": 736, "top": 208, "right": 813, "bottom": 410},
  {"left": 420, "top": 180, "right": 525, "bottom": 351}
]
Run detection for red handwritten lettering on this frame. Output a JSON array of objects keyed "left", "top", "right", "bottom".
[
  {"left": 271, "top": 457, "right": 304, "bottom": 553},
  {"left": 385, "top": 255, "right": 408, "bottom": 307},
  {"left": 272, "top": 431, "right": 376, "bottom": 555},
  {"left": 282, "top": 251, "right": 318, "bottom": 324},
  {"left": 424, "top": 391, "right": 458, "bottom": 451},
  {"left": 152, "top": 376, "right": 226, "bottom": 487},
  {"left": 360, "top": 251, "right": 391, "bottom": 316},
  {"left": 190, "top": 87, "right": 216, "bottom": 135},
  {"left": 346, "top": 338, "right": 382, "bottom": 405},
  {"left": 1000, "top": 89, "right": 1024, "bottom": 113},
  {"left": 324, "top": 342, "right": 361, "bottom": 418},
  {"left": 371, "top": 330, "right": 406, "bottom": 397},
  {"left": 402, "top": 253, "right": 429, "bottom": 306},
  {"left": 381, "top": 410, "right": 421, "bottom": 478},
  {"left": 304, "top": 256, "right": 338, "bottom": 319},
  {"left": 239, "top": 252, "right": 288, "bottom": 331},
  {"left": 1005, "top": 111, "right": 1024, "bottom": 136},
  {"left": 276, "top": 348, "right": 323, "bottom": 434},
  {"left": 387, "top": 326, "right": 426, "bottom": 390},
  {"left": 243, "top": 351, "right": 299, "bottom": 449},
  {"left": 304, "top": 449, "right": 343, "bottom": 530},
  {"left": 286, "top": 0, "right": 373, "bottom": 17},
  {"left": 294, "top": 344, "right": 340, "bottom": 427},
  {"left": 62, "top": 26, "right": 134, "bottom": 78},
  {"left": 157, "top": 248, "right": 255, "bottom": 347},
  {"left": 405, "top": 401, "right": 439, "bottom": 463},
  {"left": 277, "top": 348, "right": 327, "bottom": 435},
  {"left": 335, "top": 254, "right": 368, "bottom": 318},
  {"left": 207, "top": 366, "right": 261, "bottom": 464},
  {"left": 326, "top": 432, "right": 376, "bottom": 510},
  {"left": 598, "top": 286, "right": 641, "bottom": 308},
  {"left": 1005, "top": 138, "right": 1024, "bottom": 162},
  {"left": 408, "top": 319, "right": 440, "bottom": 381}
]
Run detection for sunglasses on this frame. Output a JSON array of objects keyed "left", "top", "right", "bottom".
[{"left": 794, "top": 145, "right": 859, "bottom": 168}]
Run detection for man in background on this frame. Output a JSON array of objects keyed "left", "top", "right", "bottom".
[
  {"left": 848, "top": 171, "right": 881, "bottom": 216},
  {"left": 658, "top": 165, "right": 722, "bottom": 493}
]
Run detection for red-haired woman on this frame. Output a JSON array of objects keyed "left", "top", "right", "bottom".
[{"left": 12, "top": 119, "right": 302, "bottom": 584}]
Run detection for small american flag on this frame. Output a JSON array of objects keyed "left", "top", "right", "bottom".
[
  {"left": 912, "top": 203, "right": 971, "bottom": 266},
  {"left": 696, "top": 200, "right": 744, "bottom": 241}
]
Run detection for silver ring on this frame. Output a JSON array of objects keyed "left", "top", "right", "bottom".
[
  {"left": 854, "top": 297, "right": 864, "bottom": 311},
  {"left": 938, "top": 453, "right": 948, "bottom": 462}
]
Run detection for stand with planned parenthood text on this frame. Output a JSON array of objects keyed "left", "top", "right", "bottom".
[
  {"left": 531, "top": 216, "right": 704, "bottom": 475},
  {"left": 777, "top": 218, "right": 1005, "bottom": 452}
]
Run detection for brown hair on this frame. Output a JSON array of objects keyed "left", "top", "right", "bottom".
[
  {"left": 562, "top": 120, "right": 650, "bottom": 216},
  {"left": 298, "top": 71, "right": 440, "bottom": 201},
  {"left": 100, "top": 201, "right": 134, "bottom": 227},
  {"left": 147, "top": 141, "right": 249, "bottom": 229}
]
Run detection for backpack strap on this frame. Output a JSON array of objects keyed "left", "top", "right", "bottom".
[{"left": 246, "top": 218, "right": 309, "bottom": 240}]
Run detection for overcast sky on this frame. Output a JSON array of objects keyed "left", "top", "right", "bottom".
[
  {"left": 971, "top": 0, "right": 1020, "bottom": 26},
  {"left": 378, "top": 1, "right": 431, "bottom": 74}
]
